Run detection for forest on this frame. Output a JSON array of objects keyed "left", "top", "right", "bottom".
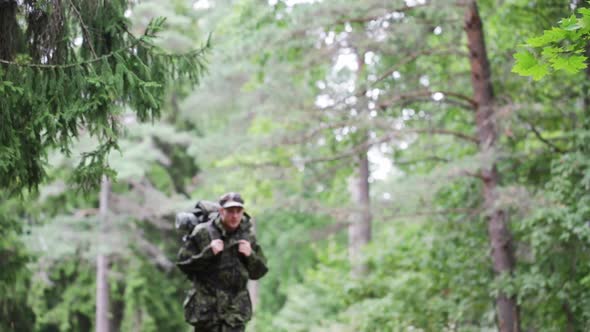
[{"left": 1, "top": 0, "right": 590, "bottom": 331}]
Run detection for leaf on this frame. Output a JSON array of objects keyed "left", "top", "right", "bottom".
[
  {"left": 559, "top": 15, "right": 582, "bottom": 31},
  {"left": 549, "top": 55, "right": 588, "bottom": 74},
  {"left": 541, "top": 46, "right": 563, "bottom": 58},
  {"left": 579, "top": 8, "right": 590, "bottom": 33},
  {"left": 512, "top": 51, "right": 550, "bottom": 80},
  {"left": 527, "top": 28, "right": 566, "bottom": 47}
]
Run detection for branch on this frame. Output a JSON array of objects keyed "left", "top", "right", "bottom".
[
  {"left": 516, "top": 114, "right": 568, "bottom": 153},
  {"left": 302, "top": 126, "right": 478, "bottom": 165},
  {"left": 277, "top": 119, "right": 362, "bottom": 146},
  {"left": 395, "top": 156, "right": 451, "bottom": 165},
  {"left": 378, "top": 89, "right": 477, "bottom": 111},
  {"left": 359, "top": 49, "right": 469, "bottom": 97},
  {"left": 331, "top": 3, "right": 431, "bottom": 26},
  {"left": 302, "top": 134, "right": 391, "bottom": 164},
  {"left": 443, "top": 91, "right": 479, "bottom": 108},
  {"left": 0, "top": 27, "right": 209, "bottom": 69},
  {"left": 408, "top": 128, "right": 479, "bottom": 144},
  {"left": 309, "top": 207, "right": 479, "bottom": 241},
  {"left": 275, "top": 89, "right": 477, "bottom": 150},
  {"left": 285, "top": 3, "right": 432, "bottom": 39},
  {"left": 458, "top": 169, "right": 485, "bottom": 180},
  {"left": 68, "top": 0, "right": 97, "bottom": 58},
  {"left": 528, "top": 123, "right": 568, "bottom": 154},
  {"left": 399, "top": 97, "right": 474, "bottom": 111},
  {"left": 230, "top": 124, "right": 478, "bottom": 171},
  {"left": 134, "top": 232, "right": 175, "bottom": 272}
]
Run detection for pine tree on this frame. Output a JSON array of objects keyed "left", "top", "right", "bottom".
[{"left": 0, "top": 0, "right": 209, "bottom": 193}]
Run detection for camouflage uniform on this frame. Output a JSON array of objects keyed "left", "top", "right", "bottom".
[{"left": 177, "top": 215, "right": 268, "bottom": 332}]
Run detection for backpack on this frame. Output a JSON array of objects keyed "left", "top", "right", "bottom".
[
  {"left": 175, "top": 200, "right": 221, "bottom": 242},
  {"left": 175, "top": 200, "right": 253, "bottom": 242}
]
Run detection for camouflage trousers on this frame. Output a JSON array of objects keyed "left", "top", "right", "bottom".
[{"left": 193, "top": 322, "right": 245, "bottom": 332}]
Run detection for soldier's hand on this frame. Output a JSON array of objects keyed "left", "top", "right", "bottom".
[
  {"left": 210, "top": 239, "right": 224, "bottom": 255},
  {"left": 238, "top": 240, "right": 252, "bottom": 257}
]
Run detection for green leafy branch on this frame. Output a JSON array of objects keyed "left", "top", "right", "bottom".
[
  {"left": 0, "top": 13, "right": 210, "bottom": 194},
  {"left": 513, "top": 6, "right": 590, "bottom": 80}
]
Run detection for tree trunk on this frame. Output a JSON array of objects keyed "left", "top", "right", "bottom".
[
  {"left": 348, "top": 50, "right": 372, "bottom": 278},
  {"left": 248, "top": 218, "right": 259, "bottom": 310},
  {"left": 95, "top": 175, "right": 110, "bottom": 332},
  {"left": 582, "top": 36, "right": 590, "bottom": 151},
  {"left": 464, "top": 2, "right": 520, "bottom": 331},
  {"left": 0, "top": 0, "right": 20, "bottom": 62},
  {"left": 348, "top": 138, "right": 372, "bottom": 277}
]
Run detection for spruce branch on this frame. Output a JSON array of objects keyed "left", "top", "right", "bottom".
[
  {"left": 0, "top": 18, "right": 210, "bottom": 69},
  {"left": 67, "top": 0, "right": 98, "bottom": 58}
]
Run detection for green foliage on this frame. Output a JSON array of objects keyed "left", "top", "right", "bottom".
[
  {"left": 513, "top": 4, "right": 590, "bottom": 80},
  {"left": 514, "top": 151, "right": 590, "bottom": 330},
  {"left": 0, "top": 194, "right": 35, "bottom": 332},
  {"left": 267, "top": 177, "right": 495, "bottom": 332},
  {"left": 256, "top": 211, "right": 334, "bottom": 317},
  {"left": 268, "top": 239, "right": 350, "bottom": 332},
  {"left": 117, "top": 257, "right": 187, "bottom": 332},
  {"left": 5, "top": 1, "right": 590, "bottom": 331},
  {"left": 512, "top": 51, "right": 551, "bottom": 80},
  {"left": 29, "top": 257, "right": 95, "bottom": 331},
  {"left": 0, "top": 2, "right": 209, "bottom": 194},
  {"left": 25, "top": 234, "right": 190, "bottom": 332}
]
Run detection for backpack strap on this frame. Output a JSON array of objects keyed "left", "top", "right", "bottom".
[
  {"left": 204, "top": 219, "right": 244, "bottom": 250},
  {"left": 205, "top": 220, "right": 222, "bottom": 241}
]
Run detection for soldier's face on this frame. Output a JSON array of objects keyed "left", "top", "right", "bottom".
[{"left": 220, "top": 207, "right": 244, "bottom": 231}]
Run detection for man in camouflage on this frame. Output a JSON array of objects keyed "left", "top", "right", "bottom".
[{"left": 177, "top": 192, "right": 268, "bottom": 332}]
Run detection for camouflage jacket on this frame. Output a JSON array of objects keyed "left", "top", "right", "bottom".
[{"left": 177, "top": 216, "right": 268, "bottom": 327}]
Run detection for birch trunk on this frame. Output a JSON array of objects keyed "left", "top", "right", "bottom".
[{"left": 95, "top": 175, "right": 110, "bottom": 332}]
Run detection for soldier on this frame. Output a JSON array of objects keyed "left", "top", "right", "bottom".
[{"left": 177, "top": 192, "right": 268, "bottom": 332}]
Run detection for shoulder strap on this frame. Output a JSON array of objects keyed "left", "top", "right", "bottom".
[{"left": 205, "top": 220, "right": 222, "bottom": 241}]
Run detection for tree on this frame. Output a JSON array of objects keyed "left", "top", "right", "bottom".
[
  {"left": 226, "top": 1, "right": 574, "bottom": 330},
  {"left": 23, "top": 117, "right": 201, "bottom": 331},
  {"left": 0, "top": 2, "right": 209, "bottom": 331},
  {"left": 7, "top": 1, "right": 590, "bottom": 331},
  {"left": 0, "top": 194, "right": 35, "bottom": 332},
  {"left": 95, "top": 176, "right": 110, "bottom": 332},
  {"left": 0, "top": 0, "right": 208, "bottom": 193},
  {"left": 465, "top": 1, "right": 519, "bottom": 330}
]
